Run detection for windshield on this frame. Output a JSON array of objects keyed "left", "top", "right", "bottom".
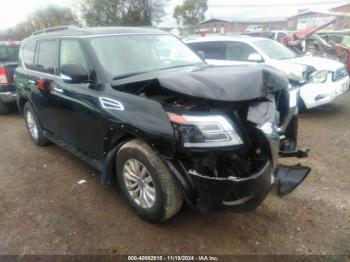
[
  {"left": 0, "top": 46, "right": 19, "bottom": 61},
  {"left": 90, "top": 34, "right": 204, "bottom": 79},
  {"left": 254, "top": 39, "right": 297, "bottom": 60}
]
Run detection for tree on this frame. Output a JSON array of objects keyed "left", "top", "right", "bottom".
[
  {"left": 173, "top": 0, "right": 208, "bottom": 33},
  {"left": 79, "top": 0, "right": 169, "bottom": 26},
  {"left": 2, "top": 5, "right": 79, "bottom": 40}
]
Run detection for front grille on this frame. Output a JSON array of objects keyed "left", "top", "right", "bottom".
[{"left": 333, "top": 68, "right": 348, "bottom": 82}]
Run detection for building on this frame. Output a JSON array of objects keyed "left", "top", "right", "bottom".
[
  {"left": 199, "top": 17, "right": 287, "bottom": 34},
  {"left": 287, "top": 10, "right": 350, "bottom": 31},
  {"left": 330, "top": 3, "right": 350, "bottom": 13}
]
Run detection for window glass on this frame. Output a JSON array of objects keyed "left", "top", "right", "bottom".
[
  {"left": 225, "top": 42, "right": 257, "bottom": 61},
  {"left": 36, "top": 40, "right": 57, "bottom": 74},
  {"left": 277, "top": 33, "right": 287, "bottom": 41},
  {"left": 90, "top": 35, "right": 203, "bottom": 79},
  {"left": 22, "top": 42, "right": 36, "bottom": 69},
  {"left": 0, "top": 46, "right": 19, "bottom": 61},
  {"left": 60, "top": 40, "right": 89, "bottom": 73},
  {"left": 187, "top": 42, "right": 226, "bottom": 60},
  {"left": 254, "top": 39, "right": 297, "bottom": 60}
]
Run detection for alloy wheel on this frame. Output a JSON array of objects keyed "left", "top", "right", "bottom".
[{"left": 123, "top": 159, "right": 156, "bottom": 209}]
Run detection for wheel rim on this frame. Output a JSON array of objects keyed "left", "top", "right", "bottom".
[
  {"left": 123, "top": 159, "right": 156, "bottom": 209},
  {"left": 26, "top": 111, "right": 39, "bottom": 140}
]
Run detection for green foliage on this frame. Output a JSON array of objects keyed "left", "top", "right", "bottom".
[
  {"left": 79, "top": 0, "right": 169, "bottom": 26},
  {"left": 173, "top": 0, "right": 208, "bottom": 32},
  {"left": 0, "top": 5, "right": 79, "bottom": 40}
]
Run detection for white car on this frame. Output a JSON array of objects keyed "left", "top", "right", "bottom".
[{"left": 185, "top": 36, "right": 349, "bottom": 109}]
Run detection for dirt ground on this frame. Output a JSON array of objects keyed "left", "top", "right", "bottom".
[{"left": 0, "top": 92, "right": 349, "bottom": 256}]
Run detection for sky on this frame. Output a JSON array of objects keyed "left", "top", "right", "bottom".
[{"left": 0, "top": 0, "right": 349, "bottom": 30}]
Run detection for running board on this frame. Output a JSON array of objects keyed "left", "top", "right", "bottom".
[
  {"left": 43, "top": 131, "right": 103, "bottom": 171},
  {"left": 274, "top": 164, "right": 311, "bottom": 196}
]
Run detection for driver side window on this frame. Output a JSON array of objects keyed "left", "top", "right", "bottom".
[
  {"left": 225, "top": 42, "right": 257, "bottom": 61},
  {"left": 59, "top": 39, "right": 90, "bottom": 76}
]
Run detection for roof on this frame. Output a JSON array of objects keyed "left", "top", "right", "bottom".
[
  {"left": 25, "top": 26, "right": 167, "bottom": 42},
  {"left": 0, "top": 41, "right": 20, "bottom": 46},
  {"left": 330, "top": 3, "right": 350, "bottom": 11},
  {"left": 288, "top": 10, "right": 350, "bottom": 19},
  {"left": 183, "top": 35, "right": 267, "bottom": 44},
  {"left": 200, "top": 17, "right": 287, "bottom": 25}
]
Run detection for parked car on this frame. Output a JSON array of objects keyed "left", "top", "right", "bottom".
[
  {"left": 245, "top": 25, "right": 263, "bottom": 33},
  {"left": 185, "top": 36, "right": 349, "bottom": 109},
  {"left": 0, "top": 41, "right": 20, "bottom": 114},
  {"left": 16, "top": 26, "right": 310, "bottom": 223}
]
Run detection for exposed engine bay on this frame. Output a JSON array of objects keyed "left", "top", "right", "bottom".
[{"left": 111, "top": 64, "right": 310, "bottom": 213}]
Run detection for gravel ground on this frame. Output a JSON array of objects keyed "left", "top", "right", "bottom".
[{"left": 0, "top": 92, "right": 349, "bottom": 256}]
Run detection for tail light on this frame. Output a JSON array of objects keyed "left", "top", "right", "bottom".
[{"left": 0, "top": 67, "right": 9, "bottom": 85}]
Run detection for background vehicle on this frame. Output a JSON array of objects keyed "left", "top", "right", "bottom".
[
  {"left": 185, "top": 36, "right": 349, "bottom": 109},
  {"left": 245, "top": 25, "right": 263, "bottom": 33},
  {"left": 0, "top": 41, "right": 20, "bottom": 114},
  {"left": 16, "top": 26, "right": 309, "bottom": 223}
]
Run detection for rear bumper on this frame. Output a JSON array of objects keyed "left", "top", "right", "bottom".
[
  {"left": 0, "top": 91, "right": 16, "bottom": 104},
  {"left": 189, "top": 161, "right": 273, "bottom": 214}
]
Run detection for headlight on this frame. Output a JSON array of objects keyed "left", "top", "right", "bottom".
[
  {"left": 310, "top": 70, "right": 328, "bottom": 83},
  {"left": 168, "top": 113, "right": 243, "bottom": 148}
]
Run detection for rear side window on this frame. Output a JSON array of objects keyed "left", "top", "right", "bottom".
[
  {"left": 188, "top": 42, "right": 226, "bottom": 60},
  {"left": 22, "top": 42, "right": 36, "bottom": 69},
  {"left": 225, "top": 42, "right": 257, "bottom": 61},
  {"left": 59, "top": 40, "right": 89, "bottom": 73},
  {"left": 0, "top": 46, "right": 19, "bottom": 61},
  {"left": 35, "top": 40, "right": 57, "bottom": 74}
]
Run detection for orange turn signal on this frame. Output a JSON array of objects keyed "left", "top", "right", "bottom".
[{"left": 167, "top": 113, "right": 189, "bottom": 125}]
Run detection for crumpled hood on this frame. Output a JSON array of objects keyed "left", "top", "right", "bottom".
[
  {"left": 285, "top": 55, "right": 345, "bottom": 71},
  {"left": 113, "top": 64, "right": 289, "bottom": 102}
]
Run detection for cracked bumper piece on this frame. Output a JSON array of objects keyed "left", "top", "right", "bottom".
[
  {"left": 189, "top": 161, "right": 273, "bottom": 214},
  {"left": 275, "top": 164, "right": 311, "bottom": 196}
]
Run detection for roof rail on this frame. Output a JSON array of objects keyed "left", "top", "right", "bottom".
[{"left": 31, "top": 25, "right": 79, "bottom": 36}]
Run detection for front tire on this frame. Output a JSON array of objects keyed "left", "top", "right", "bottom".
[
  {"left": 23, "top": 102, "right": 50, "bottom": 146},
  {"left": 116, "top": 139, "right": 183, "bottom": 223}
]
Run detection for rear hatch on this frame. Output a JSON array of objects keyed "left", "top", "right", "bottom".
[{"left": 0, "top": 43, "right": 19, "bottom": 89}]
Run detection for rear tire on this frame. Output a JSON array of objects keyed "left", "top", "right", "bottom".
[
  {"left": 116, "top": 139, "right": 183, "bottom": 223},
  {"left": 0, "top": 100, "right": 10, "bottom": 115},
  {"left": 23, "top": 102, "right": 50, "bottom": 146}
]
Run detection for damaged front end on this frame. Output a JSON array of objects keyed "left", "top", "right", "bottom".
[{"left": 113, "top": 64, "right": 311, "bottom": 214}]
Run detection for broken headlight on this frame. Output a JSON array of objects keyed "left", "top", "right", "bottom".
[
  {"left": 168, "top": 113, "right": 243, "bottom": 148},
  {"left": 310, "top": 70, "right": 329, "bottom": 83}
]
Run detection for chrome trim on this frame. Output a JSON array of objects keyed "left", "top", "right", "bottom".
[
  {"left": 0, "top": 91, "right": 16, "bottom": 97},
  {"left": 99, "top": 97, "right": 124, "bottom": 111}
]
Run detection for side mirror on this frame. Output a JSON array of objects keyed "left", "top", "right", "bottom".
[
  {"left": 248, "top": 53, "right": 263, "bottom": 62},
  {"left": 196, "top": 50, "right": 206, "bottom": 60},
  {"left": 60, "top": 64, "right": 89, "bottom": 83}
]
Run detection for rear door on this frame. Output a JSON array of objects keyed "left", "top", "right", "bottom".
[{"left": 17, "top": 40, "right": 61, "bottom": 134}]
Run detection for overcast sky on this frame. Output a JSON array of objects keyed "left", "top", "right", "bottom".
[{"left": 0, "top": 0, "right": 349, "bottom": 30}]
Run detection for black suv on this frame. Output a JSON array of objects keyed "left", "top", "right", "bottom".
[
  {"left": 0, "top": 41, "right": 20, "bottom": 114},
  {"left": 15, "top": 26, "right": 310, "bottom": 223}
]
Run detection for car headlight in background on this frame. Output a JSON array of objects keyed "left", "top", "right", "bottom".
[
  {"left": 310, "top": 70, "right": 329, "bottom": 83},
  {"left": 168, "top": 113, "right": 243, "bottom": 148}
]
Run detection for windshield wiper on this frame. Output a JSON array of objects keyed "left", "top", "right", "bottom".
[
  {"left": 113, "top": 71, "right": 148, "bottom": 80},
  {"left": 160, "top": 64, "right": 201, "bottom": 71}
]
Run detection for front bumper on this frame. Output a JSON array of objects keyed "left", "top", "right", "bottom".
[
  {"left": 300, "top": 76, "right": 349, "bottom": 109},
  {"left": 189, "top": 161, "right": 273, "bottom": 214}
]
